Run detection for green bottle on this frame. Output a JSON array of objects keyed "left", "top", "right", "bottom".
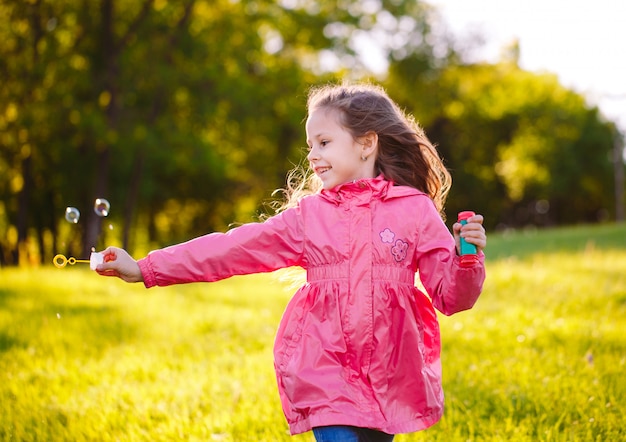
[{"left": 458, "top": 211, "right": 479, "bottom": 267}]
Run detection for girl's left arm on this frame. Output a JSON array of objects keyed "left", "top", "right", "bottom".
[{"left": 415, "top": 201, "right": 486, "bottom": 315}]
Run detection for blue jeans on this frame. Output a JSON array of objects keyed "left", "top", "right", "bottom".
[{"left": 312, "top": 426, "right": 394, "bottom": 442}]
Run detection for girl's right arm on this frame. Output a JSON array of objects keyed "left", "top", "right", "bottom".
[{"left": 99, "top": 205, "right": 305, "bottom": 288}]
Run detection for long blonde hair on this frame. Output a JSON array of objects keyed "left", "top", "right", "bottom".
[{"left": 278, "top": 83, "right": 451, "bottom": 217}]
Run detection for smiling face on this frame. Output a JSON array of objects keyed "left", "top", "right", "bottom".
[{"left": 305, "top": 108, "right": 378, "bottom": 190}]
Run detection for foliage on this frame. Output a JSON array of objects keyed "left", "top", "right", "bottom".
[
  {"left": 385, "top": 60, "right": 618, "bottom": 230},
  {"left": 0, "top": 0, "right": 622, "bottom": 266},
  {"left": 0, "top": 0, "right": 321, "bottom": 261},
  {"left": 0, "top": 0, "right": 443, "bottom": 265},
  {"left": 1, "top": 222, "right": 625, "bottom": 440}
]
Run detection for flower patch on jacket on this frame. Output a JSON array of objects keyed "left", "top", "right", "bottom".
[
  {"left": 380, "top": 228, "right": 395, "bottom": 243},
  {"left": 391, "top": 239, "right": 408, "bottom": 262},
  {"left": 380, "top": 228, "right": 409, "bottom": 263}
]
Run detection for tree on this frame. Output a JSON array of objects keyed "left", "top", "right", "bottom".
[
  {"left": 1, "top": 0, "right": 446, "bottom": 265},
  {"left": 1, "top": 0, "right": 620, "bottom": 266},
  {"left": 386, "top": 60, "right": 616, "bottom": 229}
]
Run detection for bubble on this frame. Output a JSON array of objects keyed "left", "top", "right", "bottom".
[
  {"left": 65, "top": 207, "right": 80, "bottom": 223},
  {"left": 535, "top": 199, "right": 550, "bottom": 214},
  {"left": 94, "top": 198, "right": 110, "bottom": 217}
]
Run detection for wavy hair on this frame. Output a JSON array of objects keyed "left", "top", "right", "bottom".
[{"left": 278, "top": 83, "right": 451, "bottom": 217}]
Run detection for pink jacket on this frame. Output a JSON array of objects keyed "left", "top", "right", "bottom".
[{"left": 138, "top": 176, "right": 485, "bottom": 435}]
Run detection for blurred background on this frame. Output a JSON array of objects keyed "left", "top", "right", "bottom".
[{"left": 1, "top": 0, "right": 624, "bottom": 266}]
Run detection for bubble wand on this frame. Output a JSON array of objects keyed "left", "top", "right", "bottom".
[{"left": 53, "top": 251, "right": 104, "bottom": 270}]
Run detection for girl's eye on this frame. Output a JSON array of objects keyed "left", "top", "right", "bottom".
[{"left": 320, "top": 140, "right": 329, "bottom": 147}]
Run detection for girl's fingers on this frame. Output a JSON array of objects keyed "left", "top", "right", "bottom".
[{"left": 459, "top": 215, "right": 487, "bottom": 250}]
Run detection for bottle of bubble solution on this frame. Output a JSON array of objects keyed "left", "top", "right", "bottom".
[{"left": 458, "top": 211, "right": 479, "bottom": 268}]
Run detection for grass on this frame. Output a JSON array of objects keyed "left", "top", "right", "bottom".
[{"left": 1, "top": 222, "right": 625, "bottom": 441}]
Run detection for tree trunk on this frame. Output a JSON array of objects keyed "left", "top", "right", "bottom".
[
  {"left": 83, "top": 0, "right": 116, "bottom": 257},
  {"left": 122, "top": 150, "right": 144, "bottom": 250},
  {"left": 14, "top": 0, "right": 43, "bottom": 265},
  {"left": 16, "top": 155, "right": 33, "bottom": 265},
  {"left": 615, "top": 133, "right": 625, "bottom": 222}
]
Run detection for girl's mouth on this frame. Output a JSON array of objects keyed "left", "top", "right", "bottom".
[{"left": 316, "top": 167, "right": 331, "bottom": 175}]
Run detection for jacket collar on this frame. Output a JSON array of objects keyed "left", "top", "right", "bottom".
[{"left": 318, "top": 175, "right": 424, "bottom": 205}]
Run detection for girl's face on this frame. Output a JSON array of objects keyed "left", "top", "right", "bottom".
[{"left": 305, "top": 108, "right": 377, "bottom": 190}]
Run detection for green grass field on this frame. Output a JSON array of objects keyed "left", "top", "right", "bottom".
[{"left": 1, "top": 223, "right": 625, "bottom": 441}]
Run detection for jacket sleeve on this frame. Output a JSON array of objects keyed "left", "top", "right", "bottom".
[
  {"left": 413, "top": 198, "right": 485, "bottom": 316},
  {"left": 138, "top": 206, "right": 305, "bottom": 288}
]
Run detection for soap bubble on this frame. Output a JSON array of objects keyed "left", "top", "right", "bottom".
[
  {"left": 65, "top": 207, "right": 80, "bottom": 223},
  {"left": 94, "top": 198, "right": 110, "bottom": 217}
]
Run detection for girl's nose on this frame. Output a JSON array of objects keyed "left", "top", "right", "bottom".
[{"left": 307, "top": 147, "right": 318, "bottom": 162}]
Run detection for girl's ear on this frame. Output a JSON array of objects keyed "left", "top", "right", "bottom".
[{"left": 360, "top": 131, "right": 379, "bottom": 158}]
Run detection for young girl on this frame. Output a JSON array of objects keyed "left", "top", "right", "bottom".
[{"left": 96, "top": 83, "right": 486, "bottom": 442}]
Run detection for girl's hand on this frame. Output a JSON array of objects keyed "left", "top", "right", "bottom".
[
  {"left": 95, "top": 246, "right": 144, "bottom": 283},
  {"left": 452, "top": 213, "right": 487, "bottom": 254}
]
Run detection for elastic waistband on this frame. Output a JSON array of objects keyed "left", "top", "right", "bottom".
[{"left": 307, "top": 263, "right": 415, "bottom": 284}]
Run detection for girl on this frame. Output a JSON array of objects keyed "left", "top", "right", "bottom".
[{"left": 97, "top": 83, "right": 486, "bottom": 442}]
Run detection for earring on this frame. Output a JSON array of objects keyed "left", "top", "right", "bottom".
[{"left": 361, "top": 155, "right": 367, "bottom": 162}]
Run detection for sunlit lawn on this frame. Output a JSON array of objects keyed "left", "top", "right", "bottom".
[{"left": 1, "top": 223, "right": 625, "bottom": 441}]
